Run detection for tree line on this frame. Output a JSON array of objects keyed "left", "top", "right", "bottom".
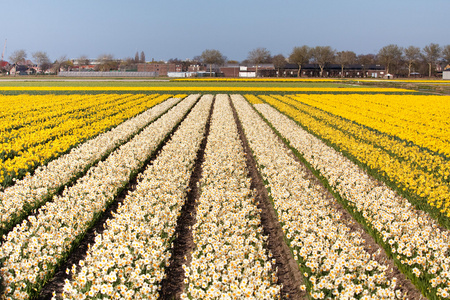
[
  {"left": 0, "top": 51, "right": 147, "bottom": 75},
  {"left": 2, "top": 43, "right": 450, "bottom": 77},
  {"left": 200, "top": 44, "right": 450, "bottom": 78}
]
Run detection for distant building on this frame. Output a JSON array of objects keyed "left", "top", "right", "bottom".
[
  {"left": 220, "top": 64, "right": 275, "bottom": 78},
  {"left": 283, "top": 63, "right": 386, "bottom": 78},
  {"left": 0, "top": 60, "right": 8, "bottom": 68},
  {"left": 188, "top": 64, "right": 206, "bottom": 72},
  {"left": 137, "top": 63, "right": 176, "bottom": 76},
  {"left": 443, "top": 65, "right": 450, "bottom": 80}
]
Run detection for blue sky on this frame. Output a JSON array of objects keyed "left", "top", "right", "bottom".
[{"left": 1, "top": 0, "right": 449, "bottom": 62}]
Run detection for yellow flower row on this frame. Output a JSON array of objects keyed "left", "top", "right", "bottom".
[
  {"left": 257, "top": 94, "right": 450, "bottom": 222},
  {"left": 289, "top": 94, "right": 450, "bottom": 157},
  {"left": 357, "top": 79, "right": 450, "bottom": 83},
  {"left": 0, "top": 94, "right": 174, "bottom": 186},
  {"left": 0, "top": 94, "right": 154, "bottom": 158},
  {"left": 171, "top": 78, "right": 342, "bottom": 82},
  {"left": 0, "top": 86, "right": 413, "bottom": 92},
  {"left": 281, "top": 94, "right": 450, "bottom": 191}
]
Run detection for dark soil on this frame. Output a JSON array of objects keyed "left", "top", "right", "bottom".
[
  {"left": 158, "top": 97, "right": 214, "bottom": 299},
  {"left": 230, "top": 97, "right": 307, "bottom": 300}
]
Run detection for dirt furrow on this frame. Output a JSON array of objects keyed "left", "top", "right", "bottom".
[
  {"left": 230, "top": 97, "right": 306, "bottom": 300},
  {"left": 158, "top": 97, "right": 214, "bottom": 299}
]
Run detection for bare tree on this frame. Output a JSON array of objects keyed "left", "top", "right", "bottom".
[
  {"left": 442, "top": 45, "right": 450, "bottom": 65},
  {"left": 200, "top": 49, "right": 226, "bottom": 76},
  {"left": 404, "top": 46, "right": 421, "bottom": 77},
  {"left": 9, "top": 49, "right": 27, "bottom": 65},
  {"left": 77, "top": 55, "right": 90, "bottom": 71},
  {"left": 422, "top": 43, "right": 442, "bottom": 77},
  {"left": 289, "top": 46, "right": 311, "bottom": 77},
  {"left": 119, "top": 57, "right": 136, "bottom": 71},
  {"left": 140, "top": 51, "right": 146, "bottom": 63},
  {"left": 247, "top": 47, "right": 271, "bottom": 77},
  {"left": 311, "top": 46, "right": 335, "bottom": 77},
  {"left": 272, "top": 54, "right": 286, "bottom": 77},
  {"left": 378, "top": 44, "right": 403, "bottom": 75},
  {"left": 32, "top": 51, "right": 51, "bottom": 74},
  {"left": 335, "top": 51, "right": 357, "bottom": 78},
  {"left": 97, "top": 54, "right": 116, "bottom": 71},
  {"left": 53, "top": 55, "right": 73, "bottom": 74}
]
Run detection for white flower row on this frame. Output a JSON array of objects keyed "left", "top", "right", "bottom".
[
  {"left": 0, "top": 94, "right": 200, "bottom": 300},
  {"left": 181, "top": 94, "right": 281, "bottom": 300},
  {"left": 0, "top": 95, "right": 181, "bottom": 235},
  {"left": 254, "top": 100, "right": 450, "bottom": 299},
  {"left": 60, "top": 94, "right": 213, "bottom": 300},
  {"left": 231, "top": 95, "right": 401, "bottom": 300}
]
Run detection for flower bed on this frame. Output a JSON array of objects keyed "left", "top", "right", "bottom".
[
  {"left": 263, "top": 94, "right": 450, "bottom": 225},
  {"left": 232, "top": 94, "right": 401, "bottom": 299},
  {"left": 253, "top": 100, "right": 450, "bottom": 299},
  {"left": 182, "top": 94, "right": 281, "bottom": 299},
  {"left": 0, "top": 94, "right": 179, "bottom": 236},
  {"left": 61, "top": 94, "right": 213, "bottom": 299},
  {"left": 0, "top": 94, "right": 199, "bottom": 300},
  {"left": 0, "top": 94, "right": 174, "bottom": 186}
]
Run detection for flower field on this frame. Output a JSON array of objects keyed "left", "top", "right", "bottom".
[
  {"left": 252, "top": 94, "right": 450, "bottom": 226},
  {"left": 0, "top": 88, "right": 448, "bottom": 299},
  {"left": 0, "top": 93, "right": 182, "bottom": 188}
]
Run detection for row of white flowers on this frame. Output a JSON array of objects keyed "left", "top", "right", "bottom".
[
  {"left": 181, "top": 94, "right": 281, "bottom": 300},
  {"left": 253, "top": 100, "right": 450, "bottom": 299},
  {"left": 0, "top": 94, "right": 200, "bottom": 300},
  {"left": 0, "top": 94, "right": 180, "bottom": 235},
  {"left": 61, "top": 94, "right": 214, "bottom": 300},
  {"left": 231, "top": 95, "right": 401, "bottom": 299}
]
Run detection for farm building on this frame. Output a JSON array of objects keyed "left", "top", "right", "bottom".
[
  {"left": 443, "top": 65, "right": 450, "bottom": 79},
  {"left": 137, "top": 63, "right": 181, "bottom": 76}
]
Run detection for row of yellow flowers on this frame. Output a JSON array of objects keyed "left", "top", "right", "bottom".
[
  {"left": 257, "top": 94, "right": 450, "bottom": 225},
  {"left": 0, "top": 86, "right": 413, "bottom": 92},
  {"left": 0, "top": 95, "right": 199, "bottom": 300},
  {"left": 171, "top": 78, "right": 341, "bottom": 82},
  {"left": 234, "top": 95, "right": 401, "bottom": 299},
  {"left": 282, "top": 93, "right": 450, "bottom": 195},
  {"left": 0, "top": 94, "right": 85, "bottom": 132},
  {"left": 289, "top": 94, "right": 450, "bottom": 157},
  {"left": 0, "top": 94, "right": 154, "bottom": 160},
  {"left": 252, "top": 98, "right": 450, "bottom": 299},
  {"left": 62, "top": 94, "right": 209, "bottom": 300},
  {"left": 0, "top": 94, "right": 142, "bottom": 136},
  {"left": 0, "top": 94, "right": 172, "bottom": 187},
  {"left": 170, "top": 78, "right": 450, "bottom": 83},
  {"left": 0, "top": 95, "right": 183, "bottom": 236}
]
